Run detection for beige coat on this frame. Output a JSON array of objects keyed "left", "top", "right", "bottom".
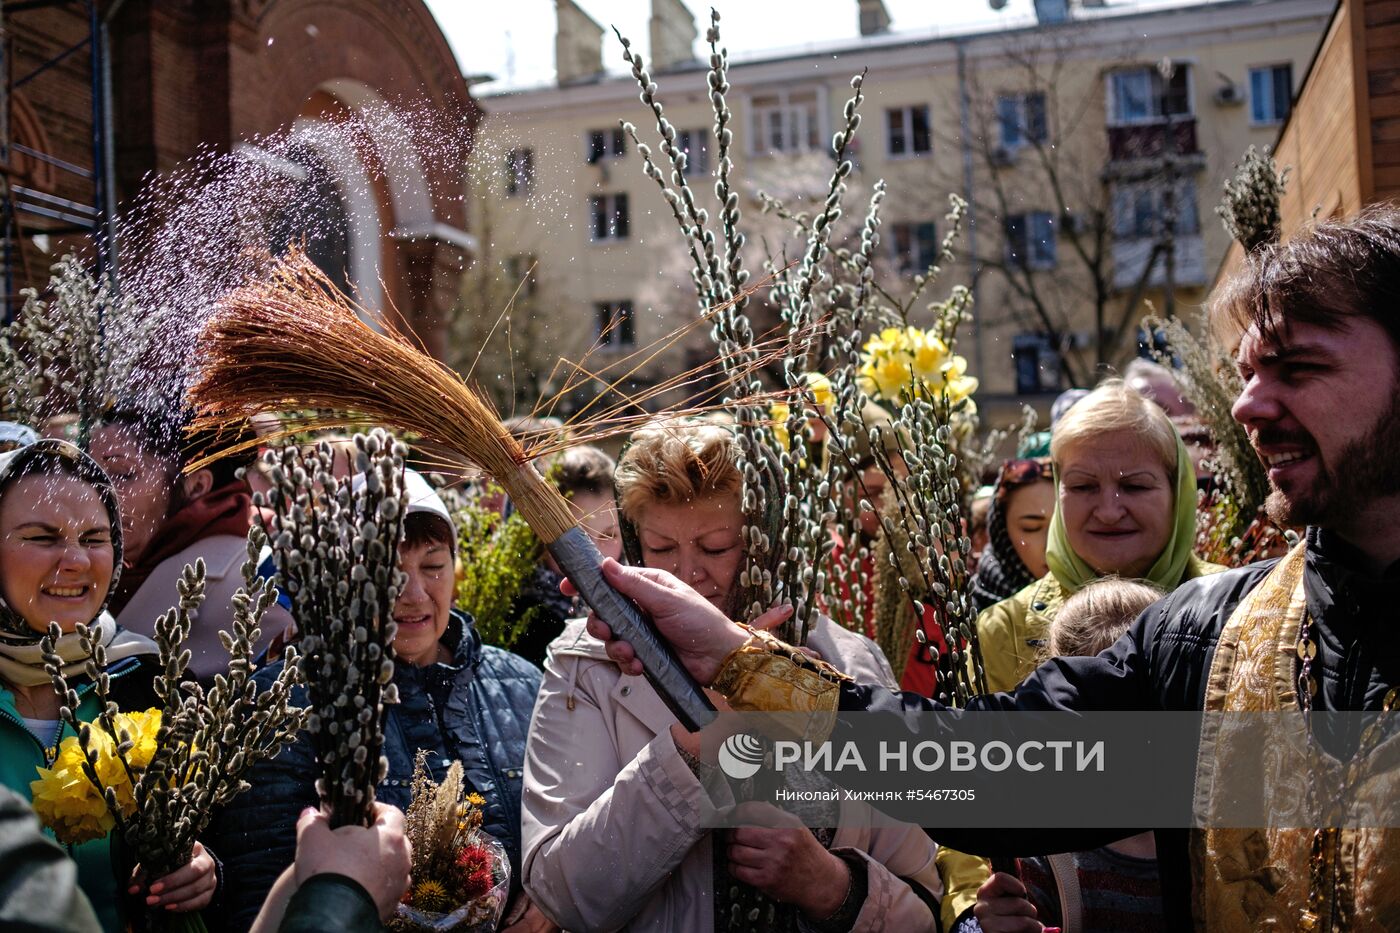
[
  {"left": 116, "top": 534, "right": 292, "bottom": 682},
  {"left": 522, "top": 615, "right": 941, "bottom": 933}
]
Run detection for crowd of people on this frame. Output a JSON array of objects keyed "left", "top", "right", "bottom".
[{"left": 0, "top": 207, "right": 1395, "bottom": 932}]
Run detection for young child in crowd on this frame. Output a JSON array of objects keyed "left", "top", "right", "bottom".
[{"left": 973, "top": 577, "right": 1166, "bottom": 933}]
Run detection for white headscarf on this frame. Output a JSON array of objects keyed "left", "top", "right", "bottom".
[{"left": 0, "top": 440, "right": 154, "bottom": 686}]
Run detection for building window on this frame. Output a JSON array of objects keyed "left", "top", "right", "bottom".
[
  {"left": 505, "top": 148, "right": 533, "bottom": 197},
  {"left": 1033, "top": 0, "right": 1069, "bottom": 24},
  {"left": 1249, "top": 64, "right": 1293, "bottom": 125},
  {"left": 752, "top": 90, "right": 822, "bottom": 155},
  {"left": 587, "top": 128, "right": 627, "bottom": 164},
  {"left": 886, "top": 105, "right": 931, "bottom": 157},
  {"left": 1012, "top": 332, "right": 1061, "bottom": 394},
  {"left": 997, "top": 92, "right": 1048, "bottom": 149},
  {"left": 504, "top": 254, "right": 537, "bottom": 297},
  {"left": 1108, "top": 65, "right": 1191, "bottom": 125},
  {"left": 1005, "top": 211, "right": 1056, "bottom": 270},
  {"left": 596, "top": 300, "right": 636, "bottom": 348},
  {"left": 891, "top": 221, "right": 937, "bottom": 274},
  {"left": 678, "top": 129, "right": 710, "bottom": 176},
  {"left": 1112, "top": 178, "right": 1200, "bottom": 239},
  {"left": 589, "top": 193, "right": 630, "bottom": 241}
]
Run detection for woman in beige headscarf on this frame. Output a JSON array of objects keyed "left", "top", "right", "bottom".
[{"left": 0, "top": 440, "right": 217, "bottom": 930}]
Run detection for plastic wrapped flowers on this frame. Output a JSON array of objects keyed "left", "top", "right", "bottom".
[
  {"left": 391, "top": 751, "right": 509, "bottom": 932},
  {"left": 858, "top": 325, "right": 978, "bottom": 407},
  {"left": 30, "top": 709, "right": 162, "bottom": 844}
]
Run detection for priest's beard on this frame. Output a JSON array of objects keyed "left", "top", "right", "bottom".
[{"left": 1264, "top": 390, "right": 1400, "bottom": 529}]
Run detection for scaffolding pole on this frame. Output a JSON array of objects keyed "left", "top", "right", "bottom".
[{"left": 0, "top": 0, "right": 110, "bottom": 322}]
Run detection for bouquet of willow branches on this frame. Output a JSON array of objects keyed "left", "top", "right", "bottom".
[
  {"left": 616, "top": 10, "right": 871, "bottom": 646},
  {"left": 256, "top": 429, "right": 407, "bottom": 827},
  {"left": 619, "top": 11, "right": 987, "bottom": 704},
  {"left": 1216, "top": 145, "right": 1290, "bottom": 254},
  {"left": 32, "top": 535, "right": 304, "bottom": 931},
  {"left": 823, "top": 319, "right": 986, "bottom": 702},
  {"left": 0, "top": 254, "right": 164, "bottom": 449},
  {"left": 618, "top": 7, "right": 991, "bottom": 680}
]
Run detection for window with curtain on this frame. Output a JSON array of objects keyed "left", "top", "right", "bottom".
[
  {"left": 1249, "top": 64, "right": 1293, "bottom": 124},
  {"left": 1108, "top": 66, "right": 1191, "bottom": 125},
  {"left": 886, "top": 105, "right": 932, "bottom": 157},
  {"left": 997, "top": 92, "right": 1048, "bottom": 148},
  {"left": 589, "top": 193, "right": 630, "bottom": 241}
]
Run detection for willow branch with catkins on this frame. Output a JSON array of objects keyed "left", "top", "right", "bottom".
[
  {"left": 1216, "top": 145, "right": 1289, "bottom": 254},
  {"left": 618, "top": 9, "right": 873, "bottom": 644},
  {"left": 817, "top": 181, "right": 888, "bottom": 637},
  {"left": 256, "top": 430, "right": 406, "bottom": 828},
  {"left": 39, "top": 534, "right": 304, "bottom": 879},
  {"left": 1142, "top": 311, "right": 1267, "bottom": 527},
  {"left": 617, "top": 13, "right": 781, "bottom": 631},
  {"left": 807, "top": 194, "right": 987, "bottom": 703},
  {"left": 1138, "top": 320, "right": 1282, "bottom": 566},
  {"left": 0, "top": 254, "right": 164, "bottom": 448}
]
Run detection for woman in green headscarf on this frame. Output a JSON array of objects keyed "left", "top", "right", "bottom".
[
  {"left": 973, "top": 377, "right": 1220, "bottom": 693},
  {"left": 937, "top": 378, "right": 1221, "bottom": 932}
]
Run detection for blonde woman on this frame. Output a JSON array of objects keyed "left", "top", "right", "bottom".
[
  {"left": 974, "top": 379, "right": 1220, "bottom": 695},
  {"left": 522, "top": 421, "right": 941, "bottom": 932}
]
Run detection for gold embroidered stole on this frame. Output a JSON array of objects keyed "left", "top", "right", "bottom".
[{"left": 1192, "top": 543, "right": 1400, "bottom": 932}]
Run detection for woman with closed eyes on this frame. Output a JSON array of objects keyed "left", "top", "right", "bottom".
[
  {"left": 521, "top": 420, "right": 942, "bottom": 933},
  {"left": 938, "top": 379, "right": 1221, "bottom": 932}
]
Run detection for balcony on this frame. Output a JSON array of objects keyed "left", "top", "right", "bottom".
[
  {"left": 1107, "top": 118, "right": 1199, "bottom": 163},
  {"left": 1112, "top": 234, "right": 1206, "bottom": 290}
]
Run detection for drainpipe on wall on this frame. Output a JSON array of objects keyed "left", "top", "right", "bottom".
[{"left": 956, "top": 39, "right": 985, "bottom": 388}]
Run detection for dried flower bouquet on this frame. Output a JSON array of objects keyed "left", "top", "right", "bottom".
[{"left": 390, "top": 751, "right": 509, "bottom": 932}]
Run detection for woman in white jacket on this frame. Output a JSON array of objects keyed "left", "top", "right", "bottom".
[{"left": 522, "top": 421, "right": 941, "bottom": 932}]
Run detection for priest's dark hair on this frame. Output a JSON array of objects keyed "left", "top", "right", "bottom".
[{"left": 1212, "top": 204, "right": 1400, "bottom": 356}]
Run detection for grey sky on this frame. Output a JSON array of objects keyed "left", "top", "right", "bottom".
[{"left": 423, "top": 0, "right": 1047, "bottom": 94}]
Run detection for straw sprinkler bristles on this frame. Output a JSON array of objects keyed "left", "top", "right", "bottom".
[{"left": 187, "top": 251, "right": 577, "bottom": 542}]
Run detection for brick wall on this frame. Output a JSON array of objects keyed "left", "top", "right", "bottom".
[{"left": 5, "top": 0, "right": 475, "bottom": 355}]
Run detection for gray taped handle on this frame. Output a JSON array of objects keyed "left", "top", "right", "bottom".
[{"left": 547, "top": 527, "right": 717, "bottom": 731}]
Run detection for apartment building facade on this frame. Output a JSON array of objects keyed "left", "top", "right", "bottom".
[{"left": 472, "top": 0, "right": 1331, "bottom": 414}]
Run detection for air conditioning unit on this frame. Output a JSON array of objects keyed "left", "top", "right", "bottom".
[{"left": 1214, "top": 83, "right": 1243, "bottom": 107}]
